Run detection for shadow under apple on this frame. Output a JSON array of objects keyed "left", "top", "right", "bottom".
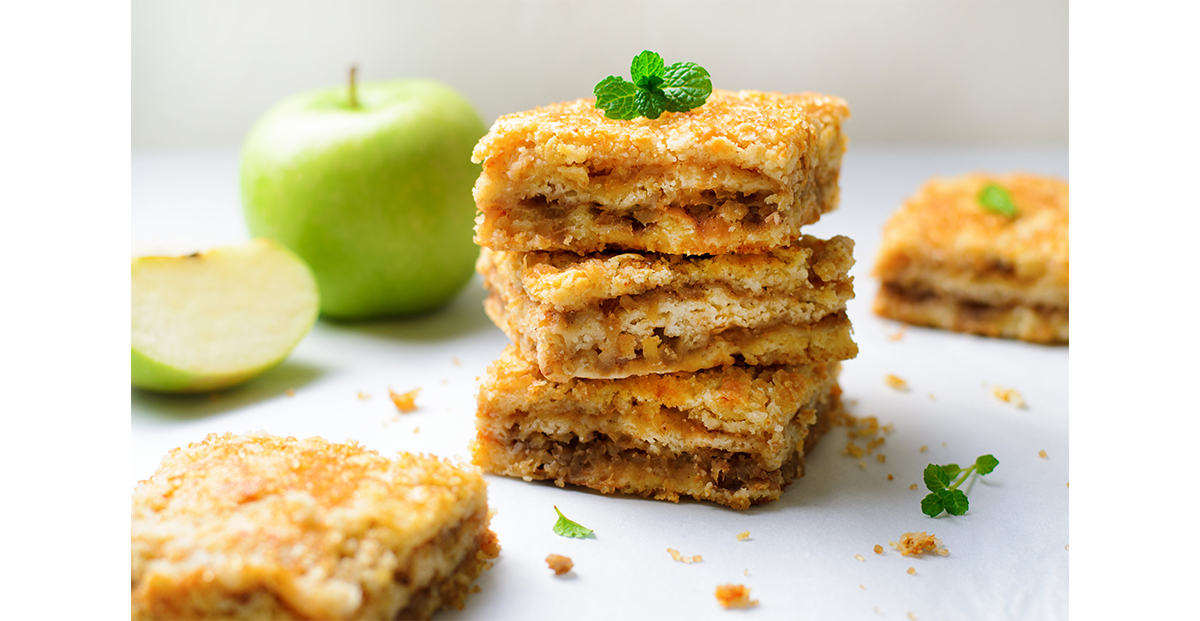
[
  {"left": 321, "top": 277, "right": 496, "bottom": 342},
  {"left": 131, "top": 360, "right": 326, "bottom": 421}
]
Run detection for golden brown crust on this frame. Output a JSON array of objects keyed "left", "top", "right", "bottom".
[
  {"left": 477, "top": 235, "right": 857, "bottom": 380},
  {"left": 131, "top": 433, "right": 498, "bottom": 620},
  {"left": 472, "top": 345, "right": 840, "bottom": 509},
  {"left": 472, "top": 89, "right": 849, "bottom": 254},
  {"left": 872, "top": 173, "right": 1068, "bottom": 343}
]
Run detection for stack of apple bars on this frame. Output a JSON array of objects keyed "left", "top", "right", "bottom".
[{"left": 469, "top": 90, "right": 855, "bottom": 509}]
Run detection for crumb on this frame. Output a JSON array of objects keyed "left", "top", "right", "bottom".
[
  {"left": 882, "top": 423, "right": 894, "bottom": 434},
  {"left": 908, "top": 612, "right": 918, "bottom": 621},
  {"left": 714, "top": 584, "right": 758, "bottom": 609},
  {"left": 885, "top": 374, "right": 909, "bottom": 391},
  {"left": 858, "top": 460, "right": 866, "bottom": 470},
  {"left": 859, "top": 584, "right": 866, "bottom": 590},
  {"left": 909, "top": 483, "right": 918, "bottom": 491},
  {"left": 942, "top": 442, "right": 947, "bottom": 448},
  {"left": 928, "top": 393, "right": 935, "bottom": 400},
  {"left": 452, "top": 357, "right": 462, "bottom": 366},
  {"left": 843, "top": 442, "right": 865, "bottom": 458},
  {"left": 285, "top": 388, "right": 296, "bottom": 397},
  {"left": 887, "top": 474, "right": 894, "bottom": 481},
  {"left": 667, "top": 548, "right": 702, "bottom": 564},
  {"left": 1065, "top": 544, "right": 1069, "bottom": 551},
  {"left": 992, "top": 386, "right": 1026, "bottom": 408},
  {"left": 744, "top": 568, "right": 749, "bottom": 576},
  {"left": 889, "top": 532, "right": 949, "bottom": 557},
  {"left": 545, "top": 554, "right": 573, "bottom": 575},
  {"left": 1066, "top": 482, "right": 1069, "bottom": 487},
  {"left": 357, "top": 391, "right": 370, "bottom": 400},
  {"left": 1039, "top": 449, "right": 1048, "bottom": 459},
  {"left": 876, "top": 454, "right": 886, "bottom": 464},
  {"left": 874, "top": 544, "right": 883, "bottom": 555},
  {"left": 736, "top": 531, "right": 750, "bottom": 541},
  {"left": 919, "top": 445, "right": 928, "bottom": 453},
  {"left": 413, "top": 426, "right": 420, "bottom": 434},
  {"left": 441, "top": 379, "right": 448, "bottom": 385},
  {"left": 888, "top": 325, "right": 907, "bottom": 341},
  {"left": 388, "top": 387, "right": 420, "bottom": 412},
  {"left": 874, "top": 606, "right": 883, "bottom": 615},
  {"left": 906, "top": 567, "right": 916, "bottom": 575},
  {"left": 854, "top": 554, "right": 865, "bottom": 562}
]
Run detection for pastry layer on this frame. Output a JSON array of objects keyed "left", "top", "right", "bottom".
[
  {"left": 872, "top": 173, "right": 1068, "bottom": 344},
  {"left": 477, "top": 235, "right": 857, "bottom": 381},
  {"left": 131, "top": 433, "right": 499, "bottom": 621},
  {"left": 472, "top": 89, "right": 849, "bottom": 254},
  {"left": 473, "top": 345, "right": 840, "bottom": 509}
]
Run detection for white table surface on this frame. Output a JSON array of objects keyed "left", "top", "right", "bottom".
[{"left": 132, "top": 145, "right": 1068, "bottom": 620}]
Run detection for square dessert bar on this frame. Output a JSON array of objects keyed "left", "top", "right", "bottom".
[
  {"left": 478, "top": 234, "right": 858, "bottom": 381},
  {"left": 472, "top": 89, "right": 849, "bottom": 255},
  {"left": 872, "top": 173, "right": 1069, "bottom": 344},
  {"left": 131, "top": 433, "right": 499, "bottom": 621},
  {"left": 473, "top": 345, "right": 842, "bottom": 510}
]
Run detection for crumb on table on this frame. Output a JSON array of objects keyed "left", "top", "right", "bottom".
[
  {"left": 874, "top": 544, "right": 884, "bottom": 555},
  {"left": 885, "top": 374, "right": 909, "bottom": 391},
  {"left": 736, "top": 530, "right": 750, "bottom": 541},
  {"left": 1039, "top": 449, "right": 1048, "bottom": 459},
  {"left": 545, "top": 554, "right": 573, "bottom": 575},
  {"left": 889, "top": 532, "right": 948, "bottom": 557},
  {"left": 715, "top": 584, "right": 759, "bottom": 609},
  {"left": 667, "top": 548, "right": 702, "bottom": 563},
  {"left": 388, "top": 387, "right": 421, "bottom": 412},
  {"left": 992, "top": 386, "right": 1026, "bottom": 408}
]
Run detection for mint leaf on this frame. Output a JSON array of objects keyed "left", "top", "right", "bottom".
[
  {"left": 635, "top": 88, "right": 670, "bottom": 120},
  {"left": 661, "top": 62, "right": 713, "bottom": 113},
  {"left": 978, "top": 183, "right": 1018, "bottom": 218},
  {"left": 552, "top": 506, "right": 594, "bottom": 538},
  {"left": 941, "top": 464, "right": 962, "bottom": 479},
  {"left": 594, "top": 76, "right": 639, "bottom": 120},
  {"left": 923, "top": 464, "right": 950, "bottom": 492},
  {"left": 630, "top": 50, "right": 665, "bottom": 89},
  {"left": 975, "top": 454, "right": 999, "bottom": 476},
  {"left": 941, "top": 489, "right": 970, "bottom": 516},
  {"left": 920, "top": 493, "right": 945, "bottom": 518},
  {"left": 594, "top": 51, "right": 713, "bottom": 119}
]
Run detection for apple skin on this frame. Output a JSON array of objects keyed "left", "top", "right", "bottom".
[{"left": 241, "top": 79, "right": 487, "bottom": 319}]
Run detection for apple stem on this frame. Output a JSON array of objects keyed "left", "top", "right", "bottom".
[{"left": 348, "top": 66, "right": 359, "bottom": 109}]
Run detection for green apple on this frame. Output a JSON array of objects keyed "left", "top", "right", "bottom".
[
  {"left": 131, "top": 238, "right": 319, "bottom": 393},
  {"left": 240, "top": 75, "right": 487, "bottom": 319}
]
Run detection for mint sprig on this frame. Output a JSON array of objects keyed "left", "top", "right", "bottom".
[
  {"left": 921, "top": 454, "right": 998, "bottom": 517},
  {"left": 594, "top": 50, "right": 712, "bottom": 120},
  {"left": 552, "top": 506, "right": 594, "bottom": 538},
  {"left": 977, "top": 183, "right": 1019, "bottom": 218}
]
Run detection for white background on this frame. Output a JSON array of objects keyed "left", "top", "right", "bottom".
[{"left": 132, "top": 0, "right": 1067, "bottom": 147}]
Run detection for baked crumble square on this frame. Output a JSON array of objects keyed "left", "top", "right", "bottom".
[
  {"left": 131, "top": 433, "right": 499, "bottom": 620},
  {"left": 872, "top": 173, "right": 1068, "bottom": 344},
  {"left": 472, "top": 89, "right": 849, "bottom": 254},
  {"left": 473, "top": 345, "right": 841, "bottom": 510},
  {"left": 478, "top": 234, "right": 857, "bottom": 381}
]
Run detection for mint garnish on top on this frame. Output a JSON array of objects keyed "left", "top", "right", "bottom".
[{"left": 594, "top": 50, "right": 712, "bottom": 120}]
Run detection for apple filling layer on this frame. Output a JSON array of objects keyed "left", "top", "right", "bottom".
[{"left": 875, "top": 283, "right": 1068, "bottom": 344}]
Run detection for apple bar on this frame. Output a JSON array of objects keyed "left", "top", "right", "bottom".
[
  {"left": 477, "top": 234, "right": 857, "bottom": 382},
  {"left": 872, "top": 173, "right": 1069, "bottom": 344},
  {"left": 131, "top": 433, "right": 500, "bottom": 620},
  {"left": 471, "top": 89, "right": 849, "bottom": 255},
  {"left": 473, "top": 345, "right": 841, "bottom": 510}
]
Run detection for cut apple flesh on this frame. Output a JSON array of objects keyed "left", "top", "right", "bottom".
[{"left": 131, "top": 238, "right": 319, "bottom": 392}]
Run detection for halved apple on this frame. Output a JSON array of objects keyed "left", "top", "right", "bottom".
[{"left": 131, "top": 238, "right": 319, "bottom": 392}]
